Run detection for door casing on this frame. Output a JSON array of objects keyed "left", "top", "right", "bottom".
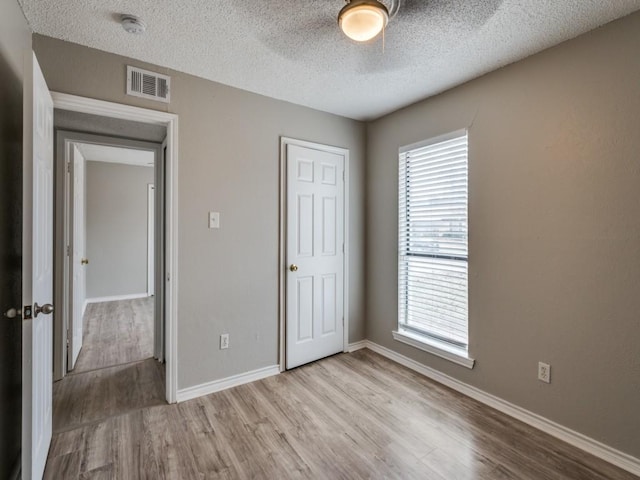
[
  {"left": 68, "top": 144, "right": 86, "bottom": 370},
  {"left": 147, "top": 183, "right": 155, "bottom": 297},
  {"left": 278, "top": 137, "right": 350, "bottom": 371},
  {"left": 51, "top": 93, "right": 179, "bottom": 403}
]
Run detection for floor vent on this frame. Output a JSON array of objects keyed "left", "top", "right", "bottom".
[{"left": 126, "top": 66, "right": 171, "bottom": 103}]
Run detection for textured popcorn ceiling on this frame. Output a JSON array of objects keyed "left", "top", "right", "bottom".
[{"left": 19, "top": 0, "right": 640, "bottom": 120}]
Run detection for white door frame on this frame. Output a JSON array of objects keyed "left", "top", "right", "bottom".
[
  {"left": 51, "top": 92, "right": 179, "bottom": 403},
  {"left": 68, "top": 143, "right": 86, "bottom": 371},
  {"left": 147, "top": 183, "right": 155, "bottom": 297},
  {"left": 278, "top": 137, "right": 350, "bottom": 371}
]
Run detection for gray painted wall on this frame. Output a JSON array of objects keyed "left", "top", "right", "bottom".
[
  {"left": 366, "top": 12, "right": 640, "bottom": 458},
  {"left": 33, "top": 34, "right": 367, "bottom": 389},
  {"left": 86, "top": 161, "right": 154, "bottom": 299}
]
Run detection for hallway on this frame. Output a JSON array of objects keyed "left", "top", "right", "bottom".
[
  {"left": 73, "top": 297, "right": 155, "bottom": 373},
  {"left": 50, "top": 298, "right": 164, "bottom": 435}
]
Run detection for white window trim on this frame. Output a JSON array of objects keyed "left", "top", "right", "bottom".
[{"left": 393, "top": 329, "right": 475, "bottom": 369}]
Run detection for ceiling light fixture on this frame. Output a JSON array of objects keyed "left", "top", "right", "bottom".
[
  {"left": 338, "top": 0, "right": 389, "bottom": 42},
  {"left": 121, "top": 14, "right": 146, "bottom": 35}
]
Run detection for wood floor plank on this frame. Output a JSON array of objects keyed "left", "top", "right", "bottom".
[
  {"left": 340, "top": 351, "right": 618, "bottom": 480},
  {"left": 53, "top": 358, "right": 165, "bottom": 432},
  {"left": 46, "top": 349, "right": 639, "bottom": 480},
  {"left": 43, "top": 450, "right": 82, "bottom": 480},
  {"left": 74, "top": 297, "right": 154, "bottom": 373}
]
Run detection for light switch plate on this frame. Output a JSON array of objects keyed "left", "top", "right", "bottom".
[{"left": 209, "top": 211, "right": 220, "bottom": 229}]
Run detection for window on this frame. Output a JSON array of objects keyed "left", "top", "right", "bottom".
[{"left": 395, "top": 130, "right": 473, "bottom": 368}]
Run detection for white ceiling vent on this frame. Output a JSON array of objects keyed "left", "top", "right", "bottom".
[{"left": 126, "top": 66, "right": 170, "bottom": 103}]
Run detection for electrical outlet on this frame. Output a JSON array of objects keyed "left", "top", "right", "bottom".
[
  {"left": 220, "top": 334, "right": 229, "bottom": 350},
  {"left": 538, "top": 362, "right": 551, "bottom": 383}
]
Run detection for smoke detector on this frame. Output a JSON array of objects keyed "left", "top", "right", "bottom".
[{"left": 121, "top": 15, "right": 146, "bottom": 35}]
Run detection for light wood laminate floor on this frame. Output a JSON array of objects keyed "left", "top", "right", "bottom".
[
  {"left": 54, "top": 298, "right": 162, "bottom": 435},
  {"left": 73, "top": 297, "right": 154, "bottom": 373},
  {"left": 45, "top": 349, "right": 637, "bottom": 479},
  {"left": 53, "top": 358, "right": 165, "bottom": 433}
]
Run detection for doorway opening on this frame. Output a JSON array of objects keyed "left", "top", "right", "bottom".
[
  {"left": 57, "top": 134, "right": 164, "bottom": 378},
  {"left": 51, "top": 125, "right": 170, "bottom": 434},
  {"left": 50, "top": 95, "right": 179, "bottom": 405}
]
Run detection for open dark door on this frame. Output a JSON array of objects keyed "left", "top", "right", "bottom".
[{"left": 0, "top": 43, "right": 25, "bottom": 480}]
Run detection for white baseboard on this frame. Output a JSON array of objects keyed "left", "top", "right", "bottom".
[
  {"left": 86, "top": 293, "right": 150, "bottom": 304},
  {"left": 346, "top": 340, "right": 368, "bottom": 352},
  {"left": 363, "top": 340, "right": 640, "bottom": 477},
  {"left": 176, "top": 365, "right": 280, "bottom": 403}
]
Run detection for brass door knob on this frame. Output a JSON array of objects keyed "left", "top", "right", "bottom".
[
  {"left": 81, "top": 258, "right": 89, "bottom": 265},
  {"left": 289, "top": 264, "right": 298, "bottom": 272}
]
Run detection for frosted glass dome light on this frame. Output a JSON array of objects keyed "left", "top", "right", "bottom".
[{"left": 339, "top": 1, "right": 389, "bottom": 42}]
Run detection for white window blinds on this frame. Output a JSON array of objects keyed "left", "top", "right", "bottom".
[{"left": 398, "top": 131, "right": 468, "bottom": 349}]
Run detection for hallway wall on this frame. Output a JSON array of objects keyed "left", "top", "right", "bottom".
[{"left": 86, "top": 161, "right": 154, "bottom": 299}]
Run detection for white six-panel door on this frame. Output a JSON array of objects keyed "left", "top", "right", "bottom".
[
  {"left": 286, "top": 144, "right": 344, "bottom": 369},
  {"left": 23, "top": 52, "right": 54, "bottom": 480},
  {"left": 69, "top": 144, "right": 86, "bottom": 369}
]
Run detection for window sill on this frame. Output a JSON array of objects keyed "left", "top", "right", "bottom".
[{"left": 392, "top": 329, "right": 475, "bottom": 369}]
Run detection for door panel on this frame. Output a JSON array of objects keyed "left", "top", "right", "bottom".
[
  {"left": 296, "top": 276, "right": 314, "bottom": 342},
  {"left": 286, "top": 144, "right": 344, "bottom": 369},
  {"left": 23, "top": 52, "right": 54, "bottom": 480},
  {"left": 321, "top": 196, "right": 336, "bottom": 255},
  {"left": 297, "top": 194, "right": 313, "bottom": 257},
  {"left": 321, "top": 274, "right": 336, "bottom": 335},
  {"left": 0, "top": 30, "right": 24, "bottom": 479}
]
